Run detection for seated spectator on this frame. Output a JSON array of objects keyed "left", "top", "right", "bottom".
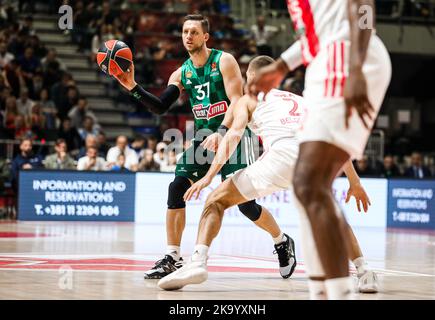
[
  {"left": 0, "top": 41, "right": 14, "bottom": 70},
  {"left": 3, "top": 96, "right": 19, "bottom": 129},
  {"left": 97, "top": 131, "right": 110, "bottom": 156},
  {"left": 18, "top": 46, "right": 41, "bottom": 88},
  {"left": 138, "top": 149, "right": 160, "bottom": 172},
  {"left": 78, "top": 116, "right": 99, "bottom": 142},
  {"left": 250, "top": 16, "right": 280, "bottom": 56},
  {"left": 130, "top": 135, "right": 146, "bottom": 161},
  {"left": 106, "top": 135, "right": 138, "bottom": 171},
  {"left": 147, "top": 136, "right": 158, "bottom": 152},
  {"left": 40, "top": 48, "right": 66, "bottom": 73},
  {"left": 77, "top": 146, "right": 107, "bottom": 171},
  {"left": 404, "top": 152, "right": 432, "bottom": 179},
  {"left": 77, "top": 134, "right": 104, "bottom": 159},
  {"left": 153, "top": 142, "right": 167, "bottom": 166},
  {"left": 38, "top": 88, "right": 57, "bottom": 129},
  {"left": 354, "top": 155, "right": 378, "bottom": 177},
  {"left": 43, "top": 138, "right": 76, "bottom": 170},
  {"left": 4, "top": 59, "right": 24, "bottom": 97},
  {"left": 110, "top": 153, "right": 129, "bottom": 172},
  {"left": 380, "top": 155, "right": 401, "bottom": 178},
  {"left": 16, "top": 89, "right": 34, "bottom": 116},
  {"left": 68, "top": 97, "right": 97, "bottom": 129},
  {"left": 57, "top": 117, "right": 82, "bottom": 154},
  {"left": 160, "top": 150, "right": 177, "bottom": 173},
  {"left": 29, "top": 103, "right": 45, "bottom": 134},
  {"left": 14, "top": 114, "right": 32, "bottom": 139},
  {"left": 51, "top": 72, "right": 74, "bottom": 120},
  {"left": 11, "top": 138, "right": 43, "bottom": 189}
]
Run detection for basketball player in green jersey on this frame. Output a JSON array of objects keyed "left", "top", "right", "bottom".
[{"left": 114, "top": 14, "right": 297, "bottom": 279}]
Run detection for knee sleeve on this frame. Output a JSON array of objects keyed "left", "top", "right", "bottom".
[
  {"left": 167, "top": 176, "right": 191, "bottom": 209},
  {"left": 238, "top": 200, "right": 262, "bottom": 222}
]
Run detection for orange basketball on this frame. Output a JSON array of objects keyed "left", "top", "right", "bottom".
[{"left": 96, "top": 40, "right": 132, "bottom": 76}]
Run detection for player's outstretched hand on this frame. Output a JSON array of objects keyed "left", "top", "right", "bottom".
[
  {"left": 184, "top": 176, "right": 213, "bottom": 201},
  {"left": 247, "top": 59, "right": 288, "bottom": 98},
  {"left": 343, "top": 68, "right": 374, "bottom": 130},
  {"left": 345, "top": 182, "right": 371, "bottom": 213},
  {"left": 113, "top": 63, "right": 137, "bottom": 91},
  {"left": 201, "top": 133, "right": 222, "bottom": 153}
]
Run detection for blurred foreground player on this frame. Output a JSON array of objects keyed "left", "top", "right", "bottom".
[
  {"left": 249, "top": 1, "right": 391, "bottom": 299},
  {"left": 114, "top": 15, "right": 296, "bottom": 279},
  {"left": 158, "top": 56, "right": 378, "bottom": 295}
]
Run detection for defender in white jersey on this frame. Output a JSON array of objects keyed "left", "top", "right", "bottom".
[
  {"left": 158, "top": 56, "right": 377, "bottom": 293},
  {"left": 249, "top": 0, "right": 391, "bottom": 299}
]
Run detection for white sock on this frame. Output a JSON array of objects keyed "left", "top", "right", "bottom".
[
  {"left": 325, "top": 277, "right": 355, "bottom": 300},
  {"left": 272, "top": 232, "right": 285, "bottom": 245},
  {"left": 353, "top": 257, "right": 368, "bottom": 276},
  {"left": 165, "top": 245, "right": 180, "bottom": 261},
  {"left": 308, "top": 280, "right": 327, "bottom": 300},
  {"left": 191, "top": 244, "right": 209, "bottom": 262}
]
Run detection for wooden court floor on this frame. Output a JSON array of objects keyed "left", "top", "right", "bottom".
[{"left": 0, "top": 221, "right": 434, "bottom": 300}]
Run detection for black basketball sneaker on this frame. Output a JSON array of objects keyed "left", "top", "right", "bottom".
[
  {"left": 273, "top": 233, "right": 297, "bottom": 279},
  {"left": 144, "top": 255, "right": 184, "bottom": 279}
]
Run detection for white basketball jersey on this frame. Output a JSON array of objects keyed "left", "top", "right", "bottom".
[
  {"left": 287, "top": 0, "right": 349, "bottom": 64},
  {"left": 249, "top": 89, "right": 306, "bottom": 150}
]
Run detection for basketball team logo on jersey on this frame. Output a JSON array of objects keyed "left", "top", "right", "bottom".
[{"left": 192, "top": 101, "right": 228, "bottom": 120}]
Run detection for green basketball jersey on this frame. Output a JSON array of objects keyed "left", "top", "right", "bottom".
[{"left": 181, "top": 49, "right": 230, "bottom": 133}]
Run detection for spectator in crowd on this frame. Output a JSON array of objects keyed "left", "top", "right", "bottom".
[
  {"left": 354, "top": 155, "right": 378, "bottom": 177},
  {"left": 78, "top": 116, "right": 99, "bottom": 142},
  {"left": 97, "top": 131, "right": 110, "bottom": 156},
  {"left": 147, "top": 136, "right": 158, "bottom": 152},
  {"left": 138, "top": 148, "right": 160, "bottom": 172},
  {"left": 77, "top": 146, "right": 107, "bottom": 171},
  {"left": 14, "top": 114, "right": 32, "bottom": 139},
  {"left": 20, "top": 16, "right": 35, "bottom": 36},
  {"left": 239, "top": 39, "right": 258, "bottom": 64},
  {"left": 38, "top": 88, "right": 57, "bottom": 129},
  {"left": 130, "top": 135, "right": 147, "bottom": 161},
  {"left": 11, "top": 138, "right": 43, "bottom": 188},
  {"left": 43, "top": 138, "right": 76, "bottom": 170},
  {"left": 51, "top": 72, "right": 74, "bottom": 120},
  {"left": 282, "top": 68, "right": 305, "bottom": 96},
  {"left": 40, "top": 48, "right": 66, "bottom": 73},
  {"left": 404, "top": 152, "right": 432, "bottom": 178},
  {"left": 26, "top": 35, "right": 47, "bottom": 59},
  {"left": 0, "top": 41, "right": 14, "bottom": 70},
  {"left": 57, "top": 117, "right": 83, "bottom": 154},
  {"left": 29, "top": 103, "right": 45, "bottom": 131},
  {"left": 64, "top": 85, "right": 80, "bottom": 117},
  {"left": 160, "top": 150, "right": 177, "bottom": 172},
  {"left": 17, "top": 46, "right": 40, "bottom": 89},
  {"left": 16, "top": 88, "right": 34, "bottom": 116},
  {"left": 380, "top": 155, "right": 401, "bottom": 178},
  {"left": 106, "top": 135, "right": 138, "bottom": 171},
  {"left": 68, "top": 97, "right": 97, "bottom": 129},
  {"left": 3, "top": 96, "right": 19, "bottom": 128},
  {"left": 250, "top": 16, "right": 281, "bottom": 56},
  {"left": 110, "top": 153, "right": 129, "bottom": 172},
  {"left": 77, "top": 134, "right": 102, "bottom": 159},
  {"left": 4, "top": 59, "right": 24, "bottom": 97},
  {"left": 153, "top": 141, "right": 167, "bottom": 166}
]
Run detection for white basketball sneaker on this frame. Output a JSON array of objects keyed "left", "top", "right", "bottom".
[
  {"left": 358, "top": 270, "right": 379, "bottom": 293},
  {"left": 157, "top": 259, "right": 208, "bottom": 291}
]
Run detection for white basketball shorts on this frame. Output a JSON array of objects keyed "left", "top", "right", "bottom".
[
  {"left": 299, "top": 35, "right": 392, "bottom": 160},
  {"left": 231, "top": 139, "right": 298, "bottom": 200}
]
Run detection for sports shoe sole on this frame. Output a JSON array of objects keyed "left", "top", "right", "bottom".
[{"left": 158, "top": 268, "right": 208, "bottom": 291}]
